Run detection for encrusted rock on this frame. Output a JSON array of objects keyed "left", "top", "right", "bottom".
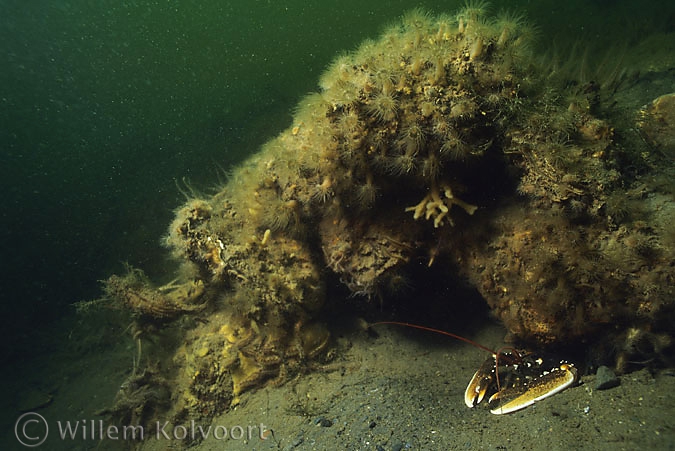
[{"left": 638, "top": 92, "right": 675, "bottom": 158}]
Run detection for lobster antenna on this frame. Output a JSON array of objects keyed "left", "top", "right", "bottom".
[{"left": 368, "top": 321, "right": 498, "bottom": 355}]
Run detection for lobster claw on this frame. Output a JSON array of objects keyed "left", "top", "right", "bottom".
[
  {"left": 488, "top": 363, "right": 577, "bottom": 414},
  {"left": 465, "top": 351, "right": 578, "bottom": 415},
  {"left": 465, "top": 355, "right": 498, "bottom": 408}
]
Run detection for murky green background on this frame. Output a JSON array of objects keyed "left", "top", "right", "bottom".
[{"left": 0, "top": 0, "right": 672, "bottom": 362}]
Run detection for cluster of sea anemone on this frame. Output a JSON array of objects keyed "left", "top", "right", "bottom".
[{"left": 99, "top": 4, "right": 674, "bottom": 435}]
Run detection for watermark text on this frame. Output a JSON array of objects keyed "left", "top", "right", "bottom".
[{"left": 15, "top": 413, "right": 268, "bottom": 447}]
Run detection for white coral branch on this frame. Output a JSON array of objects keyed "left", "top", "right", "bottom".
[{"left": 406, "top": 183, "right": 477, "bottom": 227}]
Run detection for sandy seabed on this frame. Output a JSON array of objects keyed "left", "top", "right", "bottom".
[{"left": 6, "top": 317, "right": 674, "bottom": 451}]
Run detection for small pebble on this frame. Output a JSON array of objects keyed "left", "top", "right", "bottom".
[
  {"left": 314, "top": 417, "right": 333, "bottom": 427},
  {"left": 391, "top": 442, "right": 404, "bottom": 451},
  {"left": 290, "top": 432, "right": 304, "bottom": 447},
  {"left": 595, "top": 365, "right": 620, "bottom": 390}
]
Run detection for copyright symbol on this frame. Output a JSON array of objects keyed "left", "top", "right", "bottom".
[{"left": 14, "top": 412, "right": 48, "bottom": 447}]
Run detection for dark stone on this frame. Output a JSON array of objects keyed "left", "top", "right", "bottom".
[
  {"left": 314, "top": 417, "right": 333, "bottom": 427},
  {"left": 595, "top": 365, "right": 620, "bottom": 390}
]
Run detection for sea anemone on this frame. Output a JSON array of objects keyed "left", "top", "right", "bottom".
[
  {"left": 605, "top": 191, "right": 635, "bottom": 224},
  {"left": 433, "top": 14, "right": 455, "bottom": 42},
  {"left": 456, "top": 0, "right": 490, "bottom": 27},
  {"left": 367, "top": 129, "right": 390, "bottom": 152},
  {"left": 368, "top": 148, "right": 390, "bottom": 174},
  {"left": 324, "top": 80, "right": 361, "bottom": 108},
  {"left": 469, "top": 36, "right": 485, "bottom": 61},
  {"left": 419, "top": 101, "right": 436, "bottom": 117},
  {"left": 354, "top": 174, "right": 379, "bottom": 209},
  {"left": 337, "top": 109, "right": 362, "bottom": 136},
  {"left": 402, "top": 8, "right": 433, "bottom": 32},
  {"left": 387, "top": 152, "right": 417, "bottom": 176},
  {"left": 494, "top": 11, "right": 526, "bottom": 47},
  {"left": 439, "top": 131, "right": 470, "bottom": 160},
  {"left": 382, "top": 271, "right": 413, "bottom": 297},
  {"left": 398, "top": 121, "right": 426, "bottom": 153},
  {"left": 312, "top": 176, "right": 334, "bottom": 203},
  {"left": 410, "top": 57, "right": 426, "bottom": 76},
  {"left": 429, "top": 58, "right": 447, "bottom": 85},
  {"left": 263, "top": 199, "right": 301, "bottom": 233},
  {"left": 366, "top": 91, "right": 398, "bottom": 122},
  {"left": 402, "top": 8, "right": 433, "bottom": 47},
  {"left": 373, "top": 70, "right": 397, "bottom": 95},
  {"left": 432, "top": 119, "right": 454, "bottom": 139},
  {"left": 353, "top": 38, "right": 378, "bottom": 62},
  {"left": 293, "top": 93, "right": 332, "bottom": 123},
  {"left": 449, "top": 99, "right": 478, "bottom": 120},
  {"left": 319, "top": 52, "right": 354, "bottom": 91},
  {"left": 545, "top": 140, "right": 578, "bottom": 170}
]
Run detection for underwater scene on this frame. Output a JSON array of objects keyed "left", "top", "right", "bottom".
[{"left": 1, "top": 0, "right": 674, "bottom": 449}]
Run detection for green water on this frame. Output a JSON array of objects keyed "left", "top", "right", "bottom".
[{"left": 0, "top": 0, "right": 673, "bottom": 363}]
